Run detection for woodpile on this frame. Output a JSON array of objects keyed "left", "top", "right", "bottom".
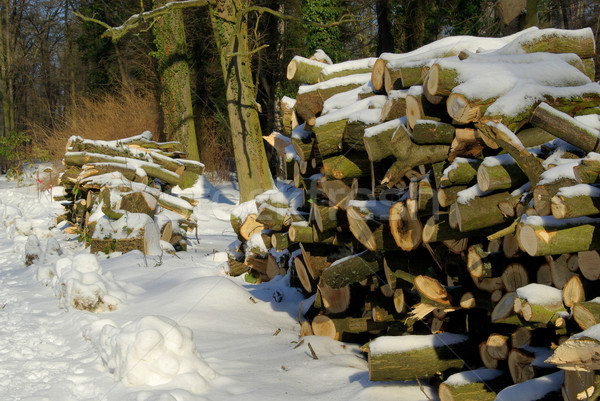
[
  {"left": 230, "top": 27, "right": 600, "bottom": 398},
  {"left": 55, "top": 131, "right": 203, "bottom": 254}
]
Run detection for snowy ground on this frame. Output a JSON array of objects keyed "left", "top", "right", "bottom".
[{"left": 0, "top": 169, "right": 436, "bottom": 401}]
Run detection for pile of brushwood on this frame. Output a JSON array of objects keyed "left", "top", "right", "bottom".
[
  {"left": 55, "top": 131, "right": 203, "bottom": 255},
  {"left": 230, "top": 26, "right": 600, "bottom": 400}
]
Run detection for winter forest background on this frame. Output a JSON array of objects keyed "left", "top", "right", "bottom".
[{"left": 1, "top": 0, "right": 599, "bottom": 177}]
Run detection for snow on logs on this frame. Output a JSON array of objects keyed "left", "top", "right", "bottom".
[
  {"left": 229, "top": 26, "right": 600, "bottom": 396},
  {"left": 56, "top": 131, "right": 202, "bottom": 254}
]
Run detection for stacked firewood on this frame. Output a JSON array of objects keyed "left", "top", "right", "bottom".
[
  {"left": 56, "top": 131, "right": 203, "bottom": 255},
  {"left": 229, "top": 27, "right": 600, "bottom": 399}
]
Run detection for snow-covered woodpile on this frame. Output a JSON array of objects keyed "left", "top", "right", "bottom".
[
  {"left": 55, "top": 131, "right": 204, "bottom": 255},
  {"left": 230, "top": 26, "right": 600, "bottom": 399}
]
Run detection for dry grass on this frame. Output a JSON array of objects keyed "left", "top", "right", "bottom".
[
  {"left": 30, "top": 87, "right": 161, "bottom": 162},
  {"left": 197, "top": 114, "right": 234, "bottom": 183},
  {"left": 30, "top": 86, "right": 235, "bottom": 183}
]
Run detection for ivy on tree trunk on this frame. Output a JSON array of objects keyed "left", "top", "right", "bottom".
[{"left": 153, "top": 0, "right": 200, "bottom": 162}]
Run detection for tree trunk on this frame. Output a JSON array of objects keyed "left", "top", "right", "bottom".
[
  {"left": 154, "top": 0, "right": 200, "bottom": 161},
  {"left": 209, "top": 1, "right": 274, "bottom": 202}
]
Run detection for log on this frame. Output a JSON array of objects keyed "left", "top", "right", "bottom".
[
  {"left": 502, "top": 263, "right": 529, "bottom": 292},
  {"left": 346, "top": 206, "right": 396, "bottom": 251},
  {"left": 551, "top": 184, "right": 600, "bottom": 220},
  {"left": 313, "top": 118, "right": 347, "bottom": 158},
  {"left": 414, "top": 275, "right": 452, "bottom": 306},
  {"left": 294, "top": 256, "right": 316, "bottom": 293},
  {"left": 363, "top": 119, "right": 403, "bottom": 162},
  {"left": 383, "top": 124, "right": 450, "bottom": 188},
  {"left": 487, "top": 334, "right": 510, "bottom": 361},
  {"left": 299, "top": 243, "right": 330, "bottom": 280},
  {"left": 370, "top": 58, "right": 387, "bottom": 93},
  {"left": 367, "top": 333, "right": 472, "bottom": 381},
  {"left": 438, "top": 185, "right": 468, "bottom": 207},
  {"left": 412, "top": 120, "right": 455, "bottom": 145},
  {"left": 573, "top": 301, "right": 600, "bottom": 330},
  {"left": 477, "top": 122, "right": 545, "bottom": 188},
  {"left": 562, "top": 275, "right": 585, "bottom": 308},
  {"left": 286, "top": 55, "right": 326, "bottom": 84},
  {"left": 530, "top": 102, "right": 600, "bottom": 153},
  {"left": 578, "top": 250, "right": 600, "bottom": 280},
  {"left": 389, "top": 201, "right": 423, "bottom": 251},
  {"left": 511, "top": 327, "right": 532, "bottom": 349},
  {"left": 546, "top": 336, "right": 600, "bottom": 371},
  {"left": 440, "top": 158, "right": 481, "bottom": 187},
  {"left": 239, "top": 214, "right": 265, "bottom": 241},
  {"left": 317, "top": 279, "right": 351, "bottom": 314},
  {"left": 379, "top": 91, "right": 408, "bottom": 122},
  {"left": 319, "top": 58, "right": 376, "bottom": 82},
  {"left": 453, "top": 191, "right": 512, "bottom": 232},
  {"left": 508, "top": 348, "right": 536, "bottom": 384},
  {"left": 546, "top": 253, "right": 576, "bottom": 289},
  {"left": 533, "top": 177, "right": 578, "bottom": 217},
  {"left": 477, "top": 155, "right": 528, "bottom": 192},
  {"left": 516, "top": 216, "right": 600, "bottom": 257},
  {"left": 406, "top": 87, "right": 448, "bottom": 129},
  {"left": 480, "top": 342, "right": 499, "bottom": 369},
  {"left": 574, "top": 158, "right": 600, "bottom": 184},
  {"left": 467, "top": 244, "right": 504, "bottom": 279},
  {"left": 321, "top": 251, "right": 382, "bottom": 289},
  {"left": 311, "top": 314, "right": 388, "bottom": 341},
  {"left": 322, "top": 152, "right": 371, "bottom": 181},
  {"left": 562, "top": 369, "right": 599, "bottom": 401},
  {"left": 116, "top": 191, "right": 157, "bottom": 217}
]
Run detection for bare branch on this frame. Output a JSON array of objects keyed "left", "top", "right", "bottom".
[
  {"left": 73, "top": 0, "right": 213, "bottom": 42},
  {"left": 243, "top": 6, "right": 357, "bottom": 28}
]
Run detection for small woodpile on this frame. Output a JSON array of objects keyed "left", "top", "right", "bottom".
[
  {"left": 55, "top": 131, "right": 204, "bottom": 255},
  {"left": 231, "top": 26, "right": 600, "bottom": 399}
]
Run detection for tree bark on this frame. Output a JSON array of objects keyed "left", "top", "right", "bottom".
[
  {"left": 154, "top": 0, "right": 200, "bottom": 161},
  {"left": 209, "top": 1, "right": 274, "bottom": 202}
]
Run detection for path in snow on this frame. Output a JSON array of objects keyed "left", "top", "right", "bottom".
[{"left": 0, "top": 187, "right": 114, "bottom": 401}]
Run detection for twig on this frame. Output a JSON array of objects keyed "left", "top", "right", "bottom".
[
  {"left": 308, "top": 342, "right": 318, "bottom": 360},
  {"left": 416, "top": 377, "right": 434, "bottom": 401}
]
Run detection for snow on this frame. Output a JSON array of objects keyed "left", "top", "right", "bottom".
[
  {"left": 538, "top": 160, "right": 579, "bottom": 185},
  {"left": 84, "top": 315, "right": 216, "bottom": 392},
  {"left": 485, "top": 121, "right": 525, "bottom": 150},
  {"left": 576, "top": 113, "right": 600, "bottom": 130},
  {"left": 521, "top": 214, "right": 600, "bottom": 228},
  {"left": 442, "top": 157, "right": 479, "bottom": 177},
  {"left": 363, "top": 118, "right": 403, "bottom": 138},
  {"left": 347, "top": 200, "right": 393, "bottom": 218},
  {"left": 311, "top": 49, "right": 333, "bottom": 64},
  {"left": 482, "top": 153, "right": 516, "bottom": 167},
  {"left": 572, "top": 323, "right": 600, "bottom": 341},
  {"left": 315, "top": 95, "right": 387, "bottom": 127},
  {"left": 369, "top": 333, "right": 468, "bottom": 356},
  {"left": 297, "top": 73, "right": 371, "bottom": 95},
  {"left": 380, "top": 27, "right": 538, "bottom": 66},
  {"left": 495, "top": 27, "right": 594, "bottom": 55},
  {"left": 485, "top": 82, "right": 600, "bottom": 120},
  {"left": 495, "top": 371, "right": 564, "bottom": 401},
  {"left": 348, "top": 108, "right": 382, "bottom": 125},
  {"left": 457, "top": 184, "right": 491, "bottom": 205},
  {"left": 443, "top": 368, "right": 503, "bottom": 387},
  {"left": 320, "top": 57, "right": 377, "bottom": 77},
  {"left": 281, "top": 96, "right": 296, "bottom": 109},
  {"left": 439, "top": 53, "right": 590, "bottom": 104},
  {"left": 0, "top": 172, "right": 440, "bottom": 400},
  {"left": 537, "top": 102, "right": 600, "bottom": 139},
  {"left": 516, "top": 283, "right": 563, "bottom": 305},
  {"left": 557, "top": 183, "right": 600, "bottom": 198}
]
